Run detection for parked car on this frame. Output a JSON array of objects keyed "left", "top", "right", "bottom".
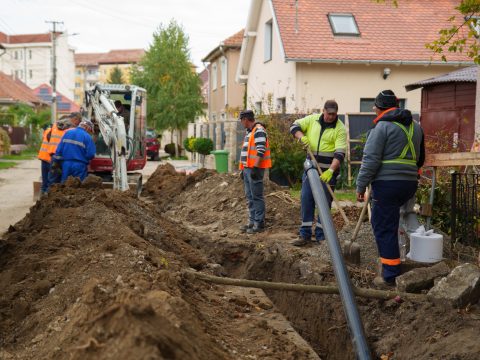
[{"left": 145, "top": 129, "right": 160, "bottom": 160}]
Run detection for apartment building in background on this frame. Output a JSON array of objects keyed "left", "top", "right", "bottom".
[
  {"left": 74, "top": 49, "right": 144, "bottom": 105},
  {"left": 0, "top": 31, "right": 75, "bottom": 100}
]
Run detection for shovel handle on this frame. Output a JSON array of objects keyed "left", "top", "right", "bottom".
[
  {"left": 352, "top": 188, "right": 370, "bottom": 242},
  {"left": 306, "top": 148, "right": 350, "bottom": 226}
]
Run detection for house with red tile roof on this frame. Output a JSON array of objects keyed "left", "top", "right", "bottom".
[
  {"left": 33, "top": 84, "right": 79, "bottom": 119},
  {"left": 0, "top": 31, "right": 75, "bottom": 101},
  {"left": 202, "top": 29, "right": 245, "bottom": 124},
  {"left": 74, "top": 49, "right": 145, "bottom": 105},
  {"left": 0, "top": 71, "right": 45, "bottom": 107},
  {"left": 237, "top": 0, "right": 474, "bottom": 115}
]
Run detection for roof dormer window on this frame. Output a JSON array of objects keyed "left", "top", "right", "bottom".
[{"left": 328, "top": 13, "right": 360, "bottom": 36}]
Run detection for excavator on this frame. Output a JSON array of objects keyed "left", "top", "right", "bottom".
[{"left": 84, "top": 83, "right": 147, "bottom": 195}]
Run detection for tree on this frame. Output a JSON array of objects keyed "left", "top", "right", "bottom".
[
  {"left": 131, "top": 20, "right": 203, "bottom": 157},
  {"left": 107, "top": 66, "right": 124, "bottom": 84},
  {"left": 375, "top": 0, "right": 480, "bottom": 64}
]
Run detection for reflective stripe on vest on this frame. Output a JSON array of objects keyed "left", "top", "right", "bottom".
[
  {"left": 239, "top": 125, "right": 272, "bottom": 169},
  {"left": 47, "top": 124, "right": 66, "bottom": 155},
  {"left": 37, "top": 128, "right": 52, "bottom": 162},
  {"left": 382, "top": 121, "right": 417, "bottom": 166}
]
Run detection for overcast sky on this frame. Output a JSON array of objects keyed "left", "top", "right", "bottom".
[{"left": 0, "top": 0, "right": 250, "bottom": 70}]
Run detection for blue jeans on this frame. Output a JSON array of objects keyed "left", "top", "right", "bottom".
[
  {"left": 40, "top": 160, "right": 51, "bottom": 193},
  {"left": 371, "top": 180, "right": 418, "bottom": 283},
  {"left": 61, "top": 160, "right": 88, "bottom": 182},
  {"left": 243, "top": 167, "right": 266, "bottom": 226},
  {"left": 299, "top": 171, "right": 335, "bottom": 241}
]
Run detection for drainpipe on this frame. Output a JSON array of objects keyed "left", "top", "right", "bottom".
[{"left": 304, "top": 158, "right": 371, "bottom": 360}]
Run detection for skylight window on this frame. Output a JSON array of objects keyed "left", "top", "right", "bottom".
[{"left": 328, "top": 13, "right": 360, "bottom": 36}]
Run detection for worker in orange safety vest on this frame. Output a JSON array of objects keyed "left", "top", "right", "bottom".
[
  {"left": 46, "top": 112, "right": 82, "bottom": 190},
  {"left": 37, "top": 124, "right": 52, "bottom": 196}
]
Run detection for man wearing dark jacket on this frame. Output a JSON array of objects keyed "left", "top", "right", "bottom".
[{"left": 356, "top": 90, "right": 425, "bottom": 289}]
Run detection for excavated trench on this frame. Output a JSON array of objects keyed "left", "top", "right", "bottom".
[{"left": 186, "top": 235, "right": 354, "bottom": 359}]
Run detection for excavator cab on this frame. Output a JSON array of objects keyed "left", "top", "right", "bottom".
[{"left": 85, "top": 84, "right": 147, "bottom": 194}]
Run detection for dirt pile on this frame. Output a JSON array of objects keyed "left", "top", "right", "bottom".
[
  {"left": 0, "top": 175, "right": 315, "bottom": 359},
  {"left": 2, "top": 164, "right": 480, "bottom": 359}
]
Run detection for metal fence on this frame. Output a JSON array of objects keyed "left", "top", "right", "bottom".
[{"left": 451, "top": 172, "right": 480, "bottom": 247}]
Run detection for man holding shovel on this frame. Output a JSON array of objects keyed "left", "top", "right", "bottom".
[
  {"left": 290, "top": 100, "right": 347, "bottom": 246},
  {"left": 356, "top": 90, "right": 424, "bottom": 289}
]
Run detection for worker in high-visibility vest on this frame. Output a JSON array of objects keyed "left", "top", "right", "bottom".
[
  {"left": 37, "top": 124, "right": 52, "bottom": 196},
  {"left": 238, "top": 110, "right": 272, "bottom": 234},
  {"left": 289, "top": 100, "right": 347, "bottom": 246},
  {"left": 356, "top": 90, "right": 425, "bottom": 289},
  {"left": 46, "top": 112, "right": 82, "bottom": 190}
]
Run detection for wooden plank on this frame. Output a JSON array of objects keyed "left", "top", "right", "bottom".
[{"left": 424, "top": 152, "right": 480, "bottom": 167}]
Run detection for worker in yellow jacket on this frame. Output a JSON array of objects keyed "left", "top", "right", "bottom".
[{"left": 290, "top": 100, "right": 347, "bottom": 246}]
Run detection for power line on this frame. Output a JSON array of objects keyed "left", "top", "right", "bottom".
[{"left": 46, "top": 20, "right": 64, "bottom": 123}]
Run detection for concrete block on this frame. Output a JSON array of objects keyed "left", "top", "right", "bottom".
[
  {"left": 428, "top": 263, "right": 480, "bottom": 308},
  {"left": 396, "top": 261, "right": 450, "bottom": 293}
]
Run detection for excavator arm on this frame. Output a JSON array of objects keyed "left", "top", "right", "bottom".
[{"left": 85, "top": 86, "right": 129, "bottom": 191}]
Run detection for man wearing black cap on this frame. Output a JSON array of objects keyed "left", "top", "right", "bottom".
[
  {"left": 356, "top": 89, "right": 425, "bottom": 289},
  {"left": 238, "top": 110, "right": 272, "bottom": 234},
  {"left": 289, "top": 100, "right": 347, "bottom": 246}
]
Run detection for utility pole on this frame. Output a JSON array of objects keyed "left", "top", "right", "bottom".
[{"left": 46, "top": 20, "right": 63, "bottom": 124}]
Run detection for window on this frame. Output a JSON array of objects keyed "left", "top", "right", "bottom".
[
  {"left": 75, "top": 82, "right": 81, "bottom": 88},
  {"left": 255, "top": 101, "right": 262, "bottom": 114},
  {"left": 14, "top": 51, "right": 18, "bottom": 60},
  {"left": 212, "top": 63, "right": 217, "bottom": 91},
  {"left": 264, "top": 20, "right": 273, "bottom": 62},
  {"left": 328, "top": 14, "right": 360, "bottom": 36},
  {"left": 220, "top": 57, "right": 227, "bottom": 87},
  {"left": 276, "top": 97, "right": 286, "bottom": 114},
  {"left": 29, "top": 50, "right": 32, "bottom": 60},
  {"left": 76, "top": 70, "right": 81, "bottom": 76},
  {"left": 88, "top": 69, "right": 96, "bottom": 75},
  {"left": 29, "top": 70, "right": 33, "bottom": 79},
  {"left": 360, "top": 98, "right": 406, "bottom": 112}
]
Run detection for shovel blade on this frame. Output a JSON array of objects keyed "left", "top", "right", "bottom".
[{"left": 343, "top": 241, "right": 361, "bottom": 265}]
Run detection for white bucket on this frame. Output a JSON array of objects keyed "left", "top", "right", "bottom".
[{"left": 408, "top": 232, "right": 443, "bottom": 263}]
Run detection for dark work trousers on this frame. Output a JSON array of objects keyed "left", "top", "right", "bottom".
[
  {"left": 299, "top": 171, "right": 336, "bottom": 241},
  {"left": 242, "top": 167, "right": 266, "bottom": 227},
  {"left": 40, "top": 160, "right": 51, "bottom": 193},
  {"left": 371, "top": 180, "right": 418, "bottom": 283},
  {"left": 47, "top": 160, "right": 62, "bottom": 191},
  {"left": 61, "top": 160, "right": 88, "bottom": 183}
]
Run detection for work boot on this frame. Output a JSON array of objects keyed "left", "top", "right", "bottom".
[
  {"left": 291, "top": 236, "right": 310, "bottom": 247},
  {"left": 372, "top": 276, "right": 396, "bottom": 290},
  {"left": 246, "top": 223, "right": 264, "bottom": 234},
  {"left": 240, "top": 223, "right": 254, "bottom": 233}
]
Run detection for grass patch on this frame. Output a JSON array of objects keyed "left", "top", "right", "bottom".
[
  {"left": 289, "top": 186, "right": 357, "bottom": 202},
  {"left": 0, "top": 161, "right": 18, "bottom": 170},
  {"left": 1, "top": 150, "right": 36, "bottom": 160}
]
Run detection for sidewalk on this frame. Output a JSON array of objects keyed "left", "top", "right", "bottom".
[{"left": 163, "top": 159, "right": 200, "bottom": 175}]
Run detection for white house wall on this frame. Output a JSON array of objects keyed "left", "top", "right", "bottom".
[
  {"left": 295, "top": 63, "right": 463, "bottom": 114},
  {"left": 246, "top": 0, "right": 296, "bottom": 113}
]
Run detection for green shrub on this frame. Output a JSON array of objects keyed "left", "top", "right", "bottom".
[
  {"left": 261, "top": 114, "right": 305, "bottom": 186},
  {"left": 164, "top": 143, "right": 181, "bottom": 156},
  {"left": 0, "top": 128, "right": 11, "bottom": 155},
  {"left": 417, "top": 173, "right": 451, "bottom": 234},
  {"left": 193, "top": 137, "right": 213, "bottom": 155},
  {"left": 183, "top": 136, "right": 195, "bottom": 152}
]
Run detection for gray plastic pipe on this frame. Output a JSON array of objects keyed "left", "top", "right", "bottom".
[{"left": 304, "top": 159, "right": 371, "bottom": 360}]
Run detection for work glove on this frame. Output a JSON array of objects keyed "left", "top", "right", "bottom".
[
  {"left": 300, "top": 135, "right": 310, "bottom": 148},
  {"left": 320, "top": 168, "right": 334, "bottom": 183},
  {"left": 240, "top": 170, "right": 244, "bottom": 180},
  {"left": 250, "top": 167, "right": 262, "bottom": 181}
]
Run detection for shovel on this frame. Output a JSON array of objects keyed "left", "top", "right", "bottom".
[
  {"left": 306, "top": 148, "right": 350, "bottom": 226},
  {"left": 343, "top": 187, "right": 370, "bottom": 265}
]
